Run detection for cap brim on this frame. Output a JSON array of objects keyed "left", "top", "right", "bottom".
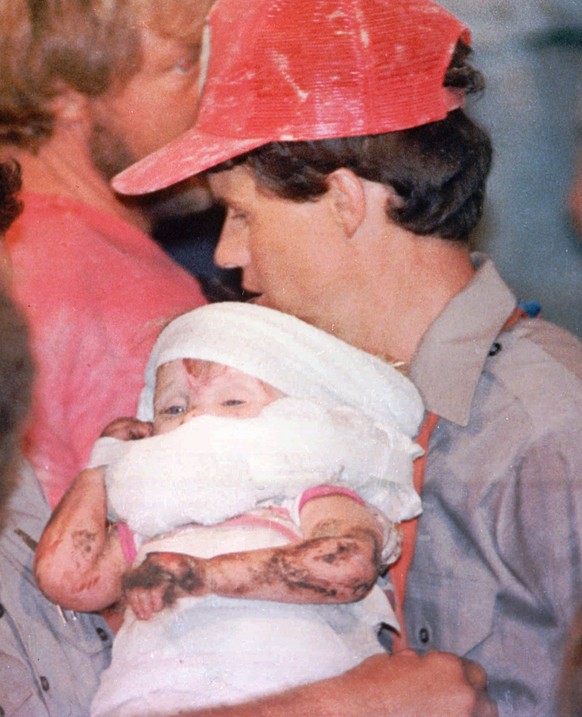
[{"left": 112, "top": 127, "right": 267, "bottom": 196}]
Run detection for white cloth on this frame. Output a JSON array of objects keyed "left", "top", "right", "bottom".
[
  {"left": 89, "top": 303, "right": 425, "bottom": 715},
  {"left": 91, "top": 509, "right": 394, "bottom": 717},
  {"left": 136, "top": 302, "right": 424, "bottom": 437},
  {"left": 89, "top": 396, "right": 420, "bottom": 716},
  {"left": 91, "top": 397, "right": 422, "bottom": 537}
]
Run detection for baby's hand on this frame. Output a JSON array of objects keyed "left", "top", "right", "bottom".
[
  {"left": 101, "top": 417, "right": 153, "bottom": 441},
  {"left": 122, "top": 552, "right": 208, "bottom": 620}
]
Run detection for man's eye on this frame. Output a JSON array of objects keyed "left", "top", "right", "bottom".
[
  {"left": 221, "top": 399, "right": 246, "bottom": 407},
  {"left": 227, "top": 207, "right": 248, "bottom": 223}
]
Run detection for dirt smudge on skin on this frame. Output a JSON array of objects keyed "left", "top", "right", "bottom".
[
  {"left": 123, "top": 557, "right": 205, "bottom": 608},
  {"left": 72, "top": 530, "right": 97, "bottom": 555}
]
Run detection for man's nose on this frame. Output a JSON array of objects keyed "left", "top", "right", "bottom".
[{"left": 214, "top": 223, "right": 250, "bottom": 269}]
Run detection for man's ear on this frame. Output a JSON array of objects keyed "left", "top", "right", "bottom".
[{"left": 326, "top": 168, "right": 367, "bottom": 238}]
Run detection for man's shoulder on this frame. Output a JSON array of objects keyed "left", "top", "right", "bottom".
[
  {"left": 487, "top": 317, "right": 582, "bottom": 432},
  {"left": 518, "top": 317, "right": 582, "bottom": 378},
  {"left": 500, "top": 316, "right": 582, "bottom": 382},
  {"left": 8, "top": 192, "right": 132, "bottom": 244},
  {"left": 6, "top": 191, "right": 203, "bottom": 306}
]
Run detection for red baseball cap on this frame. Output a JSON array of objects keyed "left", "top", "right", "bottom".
[{"left": 113, "top": 0, "right": 470, "bottom": 196}]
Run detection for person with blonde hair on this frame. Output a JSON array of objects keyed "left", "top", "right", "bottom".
[{"left": 0, "top": 0, "right": 208, "bottom": 508}]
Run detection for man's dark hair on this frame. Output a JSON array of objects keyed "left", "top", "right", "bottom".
[
  {"left": 209, "top": 42, "right": 492, "bottom": 242},
  {"left": 0, "top": 160, "right": 23, "bottom": 233}
]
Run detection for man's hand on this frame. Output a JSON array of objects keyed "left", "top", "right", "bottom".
[
  {"left": 461, "top": 655, "right": 498, "bottom": 717},
  {"left": 123, "top": 551, "right": 208, "bottom": 620},
  {"left": 343, "top": 650, "right": 498, "bottom": 717},
  {"left": 169, "top": 650, "right": 498, "bottom": 717}
]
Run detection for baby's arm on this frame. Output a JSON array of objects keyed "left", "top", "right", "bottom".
[
  {"left": 33, "top": 466, "right": 129, "bottom": 612},
  {"left": 34, "top": 418, "right": 151, "bottom": 612},
  {"left": 125, "top": 494, "right": 384, "bottom": 620}
]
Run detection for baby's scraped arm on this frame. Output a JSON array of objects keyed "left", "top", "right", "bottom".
[
  {"left": 125, "top": 494, "right": 385, "bottom": 620},
  {"left": 34, "top": 466, "right": 128, "bottom": 612}
]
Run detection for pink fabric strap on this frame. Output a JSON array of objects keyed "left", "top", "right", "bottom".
[
  {"left": 115, "top": 488, "right": 363, "bottom": 565},
  {"left": 115, "top": 522, "right": 137, "bottom": 564},
  {"left": 223, "top": 512, "right": 301, "bottom": 543},
  {"left": 298, "top": 485, "right": 364, "bottom": 514}
]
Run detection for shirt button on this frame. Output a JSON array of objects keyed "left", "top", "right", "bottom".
[
  {"left": 419, "top": 627, "right": 430, "bottom": 644},
  {"left": 96, "top": 627, "right": 109, "bottom": 642},
  {"left": 40, "top": 676, "right": 50, "bottom": 692},
  {"left": 488, "top": 342, "right": 502, "bottom": 357}
]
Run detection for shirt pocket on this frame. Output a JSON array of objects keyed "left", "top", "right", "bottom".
[
  {"left": 405, "top": 571, "right": 497, "bottom": 656},
  {"left": 0, "top": 653, "right": 43, "bottom": 716}
]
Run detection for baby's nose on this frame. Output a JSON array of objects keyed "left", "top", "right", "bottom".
[{"left": 184, "top": 404, "right": 214, "bottom": 422}]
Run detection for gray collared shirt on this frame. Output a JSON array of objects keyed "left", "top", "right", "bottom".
[
  {"left": 0, "top": 462, "right": 112, "bottom": 716},
  {"left": 407, "top": 255, "right": 582, "bottom": 716}
]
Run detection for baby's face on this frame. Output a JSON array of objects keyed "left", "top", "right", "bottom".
[{"left": 153, "top": 359, "right": 285, "bottom": 435}]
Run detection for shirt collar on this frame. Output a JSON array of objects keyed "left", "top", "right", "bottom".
[{"left": 409, "top": 254, "right": 516, "bottom": 427}]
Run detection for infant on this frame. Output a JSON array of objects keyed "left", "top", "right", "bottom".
[{"left": 36, "top": 302, "right": 424, "bottom": 717}]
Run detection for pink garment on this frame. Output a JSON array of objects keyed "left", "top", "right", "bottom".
[
  {"left": 115, "top": 486, "right": 364, "bottom": 565},
  {"left": 298, "top": 484, "right": 364, "bottom": 512},
  {"left": 6, "top": 193, "right": 206, "bottom": 506}
]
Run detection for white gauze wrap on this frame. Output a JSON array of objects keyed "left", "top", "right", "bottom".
[{"left": 90, "top": 302, "right": 425, "bottom": 537}]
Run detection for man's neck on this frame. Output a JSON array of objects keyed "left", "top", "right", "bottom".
[
  {"left": 332, "top": 233, "right": 476, "bottom": 367},
  {"left": 3, "top": 135, "right": 151, "bottom": 234}
]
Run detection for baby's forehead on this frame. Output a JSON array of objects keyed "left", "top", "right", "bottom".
[
  {"left": 155, "top": 358, "right": 275, "bottom": 390},
  {"left": 183, "top": 358, "right": 230, "bottom": 381}
]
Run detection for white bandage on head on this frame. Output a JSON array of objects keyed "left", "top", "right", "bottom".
[{"left": 137, "top": 302, "right": 424, "bottom": 437}]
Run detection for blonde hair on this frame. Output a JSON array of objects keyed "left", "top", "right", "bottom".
[{"left": 0, "top": 0, "right": 211, "bottom": 150}]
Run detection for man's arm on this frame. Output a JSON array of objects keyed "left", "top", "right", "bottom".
[
  {"left": 33, "top": 466, "right": 127, "bottom": 612},
  {"left": 125, "top": 493, "right": 383, "bottom": 619},
  {"left": 174, "top": 651, "right": 497, "bottom": 717}
]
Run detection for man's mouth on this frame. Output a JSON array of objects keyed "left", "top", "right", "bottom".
[
  {"left": 241, "top": 277, "right": 262, "bottom": 302},
  {"left": 248, "top": 293, "right": 265, "bottom": 305}
]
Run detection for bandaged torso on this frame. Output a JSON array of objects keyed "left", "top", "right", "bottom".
[{"left": 90, "top": 398, "right": 422, "bottom": 717}]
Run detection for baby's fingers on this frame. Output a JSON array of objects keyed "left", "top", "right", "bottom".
[{"left": 126, "top": 586, "right": 165, "bottom": 620}]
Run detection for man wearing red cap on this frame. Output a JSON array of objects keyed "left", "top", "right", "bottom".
[{"left": 112, "top": 0, "right": 582, "bottom": 715}]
